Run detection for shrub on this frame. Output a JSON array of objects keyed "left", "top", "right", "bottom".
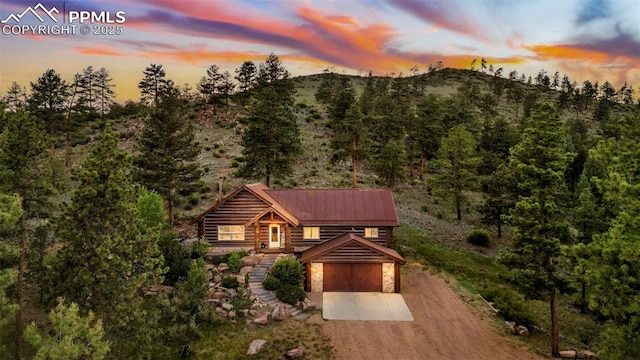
[
  {"left": 482, "top": 286, "right": 535, "bottom": 328},
  {"left": 187, "top": 194, "right": 199, "bottom": 207},
  {"left": 270, "top": 257, "right": 304, "bottom": 286},
  {"left": 221, "top": 275, "right": 239, "bottom": 289},
  {"left": 421, "top": 204, "right": 429, "bottom": 213},
  {"left": 197, "top": 179, "right": 211, "bottom": 194},
  {"left": 158, "top": 233, "right": 191, "bottom": 286},
  {"left": 227, "top": 252, "right": 242, "bottom": 273},
  {"left": 230, "top": 288, "right": 252, "bottom": 314},
  {"left": 191, "top": 238, "right": 210, "bottom": 259},
  {"left": 276, "top": 284, "right": 306, "bottom": 305},
  {"left": 466, "top": 229, "right": 491, "bottom": 247},
  {"left": 231, "top": 159, "right": 240, "bottom": 168},
  {"left": 263, "top": 276, "right": 281, "bottom": 291}
]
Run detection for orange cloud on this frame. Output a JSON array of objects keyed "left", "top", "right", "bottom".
[{"left": 74, "top": 46, "right": 126, "bottom": 57}]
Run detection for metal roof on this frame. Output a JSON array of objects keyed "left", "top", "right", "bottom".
[
  {"left": 265, "top": 188, "right": 399, "bottom": 226},
  {"left": 300, "top": 232, "right": 405, "bottom": 264}
]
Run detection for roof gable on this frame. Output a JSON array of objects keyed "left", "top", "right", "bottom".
[
  {"left": 300, "top": 232, "right": 405, "bottom": 264},
  {"left": 190, "top": 183, "right": 299, "bottom": 225}
]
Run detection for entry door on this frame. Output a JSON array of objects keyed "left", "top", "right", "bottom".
[{"left": 269, "top": 224, "right": 281, "bottom": 249}]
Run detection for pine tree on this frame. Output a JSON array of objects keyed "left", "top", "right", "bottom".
[
  {"left": 94, "top": 67, "right": 115, "bottom": 117},
  {"left": 53, "top": 126, "right": 163, "bottom": 315},
  {"left": 234, "top": 61, "right": 257, "bottom": 106},
  {"left": 24, "top": 299, "right": 110, "bottom": 359},
  {"left": 433, "top": 125, "right": 479, "bottom": 220},
  {"left": 479, "top": 164, "right": 516, "bottom": 238},
  {"left": 138, "top": 64, "right": 175, "bottom": 106},
  {"left": 237, "top": 86, "right": 301, "bottom": 186},
  {"left": 29, "top": 69, "right": 69, "bottom": 141},
  {"left": 134, "top": 96, "right": 202, "bottom": 224},
  {"left": 372, "top": 140, "right": 406, "bottom": 188},
  {"left": 0, "top": 110, "right": 52, "bottom": 358},
  {"left": 3, "top": 82, "right": 28, "bottom": 111},
  {"left": 197, "top": 65, "right": 224, "bottom": 114},
  {"left": 330, "top": 103, "right": 369, "bottom": 188},
  {"left": 499, "top": 104, "right": 573, "bottom": 357}
]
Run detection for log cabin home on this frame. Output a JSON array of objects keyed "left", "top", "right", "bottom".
[{"left": 191, "top": 183, "right": 405, "bottom": 292}]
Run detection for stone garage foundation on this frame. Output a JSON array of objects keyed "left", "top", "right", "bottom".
[
  {"left": 382, "top": 263, "right": 395, "bottom": 293},
  {"left": 311, "top": 262, "right": 323, "bottom": 292}
]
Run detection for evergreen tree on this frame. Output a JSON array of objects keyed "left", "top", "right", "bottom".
[
  {"left": 24, "top": 299, "right": 110, "bottom": 360},
  {"left": 237, "top": 86, "right": 301, "bottom": 186},
  {"left": 327, "top": 77, "right": 356, "bottom": 128},
  {"left": 314, "top": 69, "right": 337, "bottom": 105},
  {"left": 413, "top": 94, "right": 445, "bottom": 177},
  {"left": 3, "top": 82, "right": 28, "bottom": 112},
  {"left": 330, "top": 103, "right": 369, "bottom": 188},
  {"left": 433, "top": 125, "right": 479, "bottom": 220},
  {"left": 134, "top": 97, "right": 202, "bottom": 224},
  {"left": 197, "top": 65, "right": 223, "bottom": 114},
  {"left": 372, "top": 140, "right": 406, "bottom": 188},
  {"left": 138, "top": 64, "right": 175, "bottom": 106},
  {"left": 94, "top": 67, "right": 115, "bottom": 117},
  {"left": 479, "top": 164, "right": 516, "bottom": 238},
  {"left": 499, "top": 104, "right": 573, "bottom": 357},
  {"left": 234, "top": 60, "right": 257, "bottom": 106},
  {"left": 29, "top": 69, "right": 69, "bottom": 140},
  {"left": 0, "top": 110, "right": 52, "bottom": 358},
  {"left": 256, "top": 54, "right": 295, "bottom": 105},
  {"left": 53, "top": 126, "right": 163, "bottom": 316}
]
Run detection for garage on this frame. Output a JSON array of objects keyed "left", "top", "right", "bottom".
[
  {"left": 301, "top": 232, "right": 405, "bottom": 293},
  {"left": 323, "top": 263, "right": 382, "bottom": 292}
]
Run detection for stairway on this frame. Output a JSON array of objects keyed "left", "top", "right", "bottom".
[{"left": 248, "top": 254, "right": 281, "bottom": 305}]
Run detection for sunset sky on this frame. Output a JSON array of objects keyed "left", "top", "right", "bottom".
[{"left": 1, "top": 0, "right": 639, "bottom": 102}]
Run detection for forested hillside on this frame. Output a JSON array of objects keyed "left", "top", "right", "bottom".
[{"left": 1, "top": 54, "right": 639, "bottom": 358}]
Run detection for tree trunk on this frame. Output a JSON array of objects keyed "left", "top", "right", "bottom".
[
  {"left": 455, "top": 193, "right": 462, "bottom": 221},
  {"left": 551, "top": 284, "right": 560, "bottom": 357},
  {"left": 65, "top": 131, "right": 70, "bottom": 167},
  {"left": 16, "top": 211, "right": 26, "bottom": 360},
  {"left": 266, "top": 174, "right": 271, "bottom": 188},
  {"left": 497, "top": 219, "right": 502, "bottom": 238},
  {"left": 419, "top": 155, "right": 425, "bottom": 180},
  {"left": 351, "top": 139, "right": 357, "bottom": 188},
  {"left": 168, "top": 199, "right": 175, "bottom": 225}
]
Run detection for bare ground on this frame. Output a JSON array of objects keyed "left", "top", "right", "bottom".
[{"left": 320, "top": 264, "right": 546, "bottom": 360}]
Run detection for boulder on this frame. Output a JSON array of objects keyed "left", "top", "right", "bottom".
[
  {"left": 577, "top": 350, "right": 597, "bottom": 359},
  {"left": 246, "top": 339, "right": 267, "bottom": 355},
  {"left": 205, "top": 298, "right": 220, "bottom": 305},
  {"left": 214, "top": 275, "right": 222, "bottom": 283},
  {"left": 228, "top": 310, "right": 236, "bottom": 319},
  {"left": 253, "top": 312, "right": 269, "bottom": 325},
  {"left": 272, "top": 304, "right": 290, "bottom": 321},
  {"left": 215, "top": 307, "right": 228, "bottom": 318},
  {"left": 248, "top": 309, "right": 258, "bottom": 317},
  {"left": 218, "top": 263, "right": 230, "bottom": 272},
  {"left": 285, "top": 347, "right": 304, "bottom": 359},
  {"left": 559, "top": 350, "right": 577, "bottom": 358},
  {"left": 517, "top": 325, "right": 529, "bottom": 336},
  {"left": 505, "top": 321, "right": 516, "bottom": 334},
  {"left": 149, "top": 285, "right": 175, "bottom": 294},
  {"left": 206, "top": 263, "right": 216, "bottom": 271},
  {"left": 222, "top": 302, "right": 234, "bottom": 311},
  {"left": 207, "top": 290, "right": 227, "bottom": 300},
  {"left": 241, "top": 256, "right": 261, "bottom": 267},
  {"left": 240, "top": 266, "right": 254, "bottom": 277},
  {"left": 301, "top": 298, "right": 317, "bottom": 312}
]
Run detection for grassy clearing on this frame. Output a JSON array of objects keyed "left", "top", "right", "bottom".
[
  {"left": 192, "top": 313, "right": 332, "bottom": 359},
  {"left": 394, "top": 223, "right": 602, "bottom": 356}
]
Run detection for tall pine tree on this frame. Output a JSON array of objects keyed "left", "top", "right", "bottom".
[
  {"left": 134, "top": 96, "right": 202, "bottom": 224},
  {"left": 499, "top": 104, "right": 573, "bottom": 357}
]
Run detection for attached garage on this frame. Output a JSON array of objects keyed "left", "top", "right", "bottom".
[{"left": 301, "top": 232, "right": 405, "bottom": 293}]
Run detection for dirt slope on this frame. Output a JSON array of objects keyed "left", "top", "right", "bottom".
[{"left": 321, "top": 265, "right": 546, "bottom": 360}]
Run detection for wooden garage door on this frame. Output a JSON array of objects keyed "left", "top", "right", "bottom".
[{"left": 323, "top": 263, "right": 382, "bottom": 292}]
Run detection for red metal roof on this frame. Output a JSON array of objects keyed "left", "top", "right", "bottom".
[
  {"left": 300, "top": 232, "right": 405, "bottom": 264},
  {"left": 265, "top": 188, "right": 399, "bottom": 226}
]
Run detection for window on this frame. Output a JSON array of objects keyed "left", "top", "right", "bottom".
[
  {"left": 303, "top": 227, "right": 320, "bottom": 239},
  {"left": 364, "top": 227, "right": 379, "bottom": 238},
  {"left": 218, "top": 225, "right": 245, "bottom": 240}
]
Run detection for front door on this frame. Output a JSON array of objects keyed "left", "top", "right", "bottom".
[{"left": 269, "top": 224, "right": 281, "bottom": 249}]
